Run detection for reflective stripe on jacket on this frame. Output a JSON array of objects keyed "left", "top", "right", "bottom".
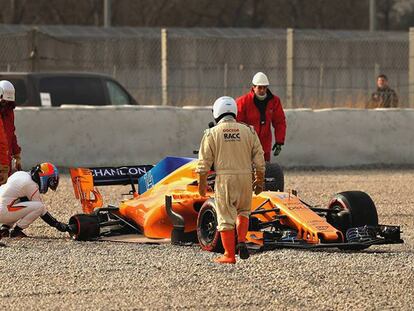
[{"left": 196, "top": 118, "right": 265, "bottom": 176}]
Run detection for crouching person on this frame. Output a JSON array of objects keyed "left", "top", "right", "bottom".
[
  {"left": 196, "top": 96, "right": 265, "bottom": 264},
  {"left": 0, "top": 162, "right": 70, "bottom": 238}
]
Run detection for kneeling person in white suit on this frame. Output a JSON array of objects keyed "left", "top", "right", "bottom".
[{"left": 0, "top": 162, "right": 70, "bottom": 238}]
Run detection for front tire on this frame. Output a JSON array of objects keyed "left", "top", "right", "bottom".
[
  {"left": 327, "top": 191, "right": 378, "bottom": 250},
  {"left": 69, "top": 214, "right": 100, "bottom": 241}
]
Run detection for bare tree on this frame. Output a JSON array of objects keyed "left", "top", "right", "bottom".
[
  {"left": 376, "top": 0, "right": 399, "bottom": 30},
  {"left": 0, "top": 0, "right": 412, "bottom": 30}
]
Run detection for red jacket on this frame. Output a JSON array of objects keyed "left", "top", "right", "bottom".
[
  {"left": 0, "top": 104, "right": 21, "bottom": 168},
  {"left": 236, "top": 89, "right": 286, "bottom": 160},
  {"left": 0, "top": 117, "right": 8, "bottom": 166}
]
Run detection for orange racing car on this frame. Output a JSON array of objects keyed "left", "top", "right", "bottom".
[{"left": 68, "top": 156, "right": 403, "bottom": 251}]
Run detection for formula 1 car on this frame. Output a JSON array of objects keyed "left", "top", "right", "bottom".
[{"left": 68, "top": 157, "right": 403, "bottom": 252}]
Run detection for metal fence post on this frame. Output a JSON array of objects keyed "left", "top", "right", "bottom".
[
  {"left": 409, "top": 28, "right": 414, "bottom": 108},
  {"left": 374, "top": 63, "right": 380, "bottom": 78},
  {"left": 286, "top": 28, "right": 294, "bottom": 108},
  {"left": 369, "top": 0, "right": 376, "bottom": 31},
  {"left": 224, "top": 62, "right": 228, "bottom": 95},
  {"left": 318, "top": 63, "right": 324, "bottom": 105},
  {"left": 104, "top": 0, "right": 111, "bottom": 28},
  {"left": 161, "top": 28, "right": 168, "bottom": 106},
  {"left": 29, "top": 27, "right": 38, "bottom": 72}
]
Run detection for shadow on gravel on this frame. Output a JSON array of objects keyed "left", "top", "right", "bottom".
[
  {"left": 0, "top": 236, "right": 70, "bottom": 247},
  {"left": 26, "top": 235, "right": 71, "bottom": 241},
  {"left": 306, "top": 248, "right": 404, "bottom": 254}
]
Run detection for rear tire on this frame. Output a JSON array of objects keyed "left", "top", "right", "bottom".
[
  {"left": 196, "top": 199, "right": 223, "bottom": 253},
  {"left": 69, "top": 214, "right": 100, "bottom": 241},
  {"left": 264, "top": 162, "right": 284, "bottom": 191},
  {"left": 327, "top": 191, "right": 378, "bottom": 250}
]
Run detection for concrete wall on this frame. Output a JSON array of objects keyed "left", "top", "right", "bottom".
[{"left": 14, "top": 106, "right": 414, "bottom": 168}]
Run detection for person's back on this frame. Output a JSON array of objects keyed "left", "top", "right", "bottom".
[
  {"left": 0, "top": 171, "right": 39, "bottom": 206},
  {"left": 208, "top": 118, "right": 262, "bottom": 173},
  {"left": 0, "top": 163, "right": 70, "bottom": 239},
  {"left": 197, "top": 96, "right": 265, "bottom": 264}
]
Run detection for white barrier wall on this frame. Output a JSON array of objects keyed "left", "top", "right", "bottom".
[{"left": 14, "top": 106, "right": 414, "bottom": 168}]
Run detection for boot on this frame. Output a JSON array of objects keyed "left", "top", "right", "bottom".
[
  {"left": 9, "top": 226, "right": 27, "bottom": 238},
  {"left": 0, "top": 225, "right": 10, "bottom": 238},
  {"left": 236, "top": 216, "right": 250, "bottom": 260},
  {"left": 213, "top": 230, "right": 236, "bottom": 264}
]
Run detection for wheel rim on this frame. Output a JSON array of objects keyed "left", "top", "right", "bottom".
[
  {"left": 331, "top": 203, "right": 347, "bottom": 213},
  {"left": 199, "top": 209, "right": 218, "bottom": 245},
  {"left": 68, "top": 216, "right": 81, "bottom": 239},
  {"left": 328, "top": 201, "right": 352, "bottom": 240}
]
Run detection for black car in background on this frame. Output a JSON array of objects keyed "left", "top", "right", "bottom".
[{"left": 0, "top": 72, "right": 138, "bottom": 107}]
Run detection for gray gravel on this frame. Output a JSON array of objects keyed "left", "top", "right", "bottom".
[{"left": 0, "top": 169, "right": 413, "bottom": 310}]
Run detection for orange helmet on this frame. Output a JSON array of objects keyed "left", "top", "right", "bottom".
[{"left": 31, "top": 162, "right": 59, "bottom": 194}]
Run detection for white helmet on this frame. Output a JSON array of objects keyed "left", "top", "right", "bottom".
[
  {"left": 252, "top": 72, "right": 269, "bottom": 86},
  {"left": 0, "top": 80, "right": 15, "bottom": 101},
  {"left": 212, "top": 96, "right": 237, "bottom": 120}
]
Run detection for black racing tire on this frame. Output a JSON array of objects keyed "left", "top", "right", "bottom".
[
  {"left": 264, "top": 162, "right": 284, "bottom": 191},
  {"left": 327, "top": 191, "right": 378, "bottom": 250},
  {"left": 68, "top": 214, "right": 100, "bottom": 241},
  {"left": 196, "top": 199, "right": 223, "bottom": 253}
]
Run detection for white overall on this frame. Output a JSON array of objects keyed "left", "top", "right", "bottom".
[{"left": 0, "top": 171, "right": 46, "bottom": 229}]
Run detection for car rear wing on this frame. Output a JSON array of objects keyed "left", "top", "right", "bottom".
[
  {"left": 70, "top": 165, "right": 153, "bottom": 214},
  {"left": 88, "top": 165, "right": 154, "bottom": 186}
]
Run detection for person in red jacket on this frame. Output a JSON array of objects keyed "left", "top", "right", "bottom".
[
  {"left": 236, "top": 72, "right": 286, "bottom": 162},
  {"left": 0, "top": 80, "right": 22, "bottom": 179}
]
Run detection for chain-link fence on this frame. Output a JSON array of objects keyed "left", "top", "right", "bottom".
[
  {"left": 0, "top": 25, "right": 409, "bottom": 108},
  {"left": 292, "top": 30, "right": 408, "bottom": 108},
  {"left": 167, "top": 28, "right": 286, "bottom": 106},
  {"left": 0, "top": 30, "right": 32, "bottom": 71},
  {"left": 0, "top": 25, "right": 162, "bottom": 105}
]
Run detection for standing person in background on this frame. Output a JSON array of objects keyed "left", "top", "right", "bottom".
[
  {"left": 0, "top": 80, "right": 22, "bottom": 178},
  {"left": 369, "top": 74, "right": 399, "bottom": 108},
  {"left": 236, "top": 72, "right": 286, "bottom": 162},
  {"left": 197, "top": 96, "right": 265, "bottom": 264}
]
